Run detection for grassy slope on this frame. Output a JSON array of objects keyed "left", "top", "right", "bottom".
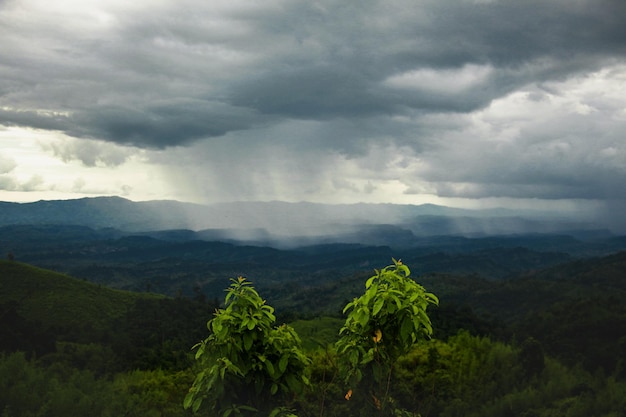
[{"left": 0, "top": 260, "right": 163, "bottom": 332}]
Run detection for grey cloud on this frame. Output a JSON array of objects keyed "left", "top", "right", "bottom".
[
  {"left": 0, "top": 108, "right": 70, "bottom": 132},
  {"left": 0, "top": 174, "right": 45, "bottom": 192},
  {"left": 414, "top": 0, "right": 626, "bottom": 66},
  {"left": 0, "top": 100, "right": 262, "bottom": 150},
  {"left": 0, "top": 152, "right": 17, "bottom": 190},
  {"left": 42, "top": 138, "right": 135, "bottom": 167},
  {"left": 363, "top": 181, "right": 376, "bottom": 194},
  {"left": 227, "top": 0, "right": 626, "bottom": 119},
  {"left": 0, "top": 154, "right": 17, "bottom": 174},
  {"left": 0, "top": 175, "right": 16, "bottom": 190},
  {"left": 1, "top": 0, "right": 625, "bottom": 150},
  {"left": 428, "top": 178, "right": 626, "bottom": 201},
  {"left": 229, "top": 66, "right": 390, "bottom": 118},
  {"left": 21, "top": 175, "right": 44, "bottom": 192},
  {"left": 72, "top": 177, "right": 86, "bottom": 192},
  {"left": 68, "top": 100, "right": 263, "bottom": 148},
  {"left": 401, "top": 114, "right": 626, "bottom": 201},
  {"left": 332, "top": 178, "right": 360, "bottom": 193}
]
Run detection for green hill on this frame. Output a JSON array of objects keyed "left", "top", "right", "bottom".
[
  {"left": 0, "top": 260, "right": 216, "bottom": 373},
  {"left": 0, "top": 260, "right": 162, "bottom": 331}
]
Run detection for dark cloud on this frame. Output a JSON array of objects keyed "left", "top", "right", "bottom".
[
  {"left": 68, "top": 100, "right": 263, "bottom": 148},
  {"left": 2, "top": 0, "right": 625, "bottom": 149},
  {"left": 416, "top": 0, "right": 626, "bottom": 65},
  {"left": 0, "top": 108, "right": 70, "bottom": 132},
  {"left": 224, "top": 0, "right": 626, "bottom": 120}
]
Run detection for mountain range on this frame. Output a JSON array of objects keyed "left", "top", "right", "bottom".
[{"left": 0, "top": 196, "right": 607, "bottom": 248}]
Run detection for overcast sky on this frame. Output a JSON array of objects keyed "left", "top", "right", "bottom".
[{"left": 1, "top": 0, "right": 625, "bottom": 228}]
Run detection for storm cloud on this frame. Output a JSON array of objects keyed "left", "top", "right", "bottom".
[
  {"left": 1, "top": 0, "right": 626, "bottom": 230},
  {"left": 2, "top": 0, "right": 625, "bottom": 146}
]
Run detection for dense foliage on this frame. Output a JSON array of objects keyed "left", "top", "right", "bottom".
[
  {"left": 2, "top": 249, "right": 626, "bottom": 416},
  {"left": 335, "top": 260, "right": 438, "bottom": 415},
  {"left": 0, "top": 351, "right": 195, "bottom": 417},
  {"left": 185, "top": 277, "right": 310, "bottom": 416}
]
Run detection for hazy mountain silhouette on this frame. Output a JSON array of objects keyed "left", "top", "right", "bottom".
[{"left": 0, "top": 197, "right": 604, "bottom": 248}]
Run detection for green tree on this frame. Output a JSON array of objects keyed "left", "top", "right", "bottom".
[
  {"left": 184, "top": 277, "right": 310, "bottom": 417},
  {"left": 335, "top": 259, "right": 438, "bottom": 415}
]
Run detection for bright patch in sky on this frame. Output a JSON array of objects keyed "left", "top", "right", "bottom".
[
  {"left": 0, "top": 127, "right": 165, "bottom": 202},
  {"left": 384, "top": 64, "right": 493, "bottom": 94}
]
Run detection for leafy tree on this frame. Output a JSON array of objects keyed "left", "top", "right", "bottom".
[
  {"left": 335, "top": 259, "right": 438, "bottom": 415},
  {"left": 184, "top": 277, "right": 310, "bottom": 417}
]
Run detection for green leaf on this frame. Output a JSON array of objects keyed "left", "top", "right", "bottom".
[
  {"left": 348, "top": 349, "right": 359, "bottom": 367},
  {"left": 192, "top": 397, "right": 203, "bottom": 413},
  {"left": 372, "top": 297, "right": 385, "bottom": 316},
  {"left": 284, "top": 373, "right": 297, "bottom": 390},
  {"left": 265, "top": 360, "right": 275, "bottom": 377},
  {"left": 343, "top": 300, "right": 356, "bottom": 313},
  {"left": 361, "top": 349, "right": 374, "bottom": 365},
  {"left": 356, "top": 311, "right": 369, "bottom": 327},
  {"left": 390, "top": 294, "right": 402, "bottom": 309},
  {"left": 239, "top": 405, "right": 258, "bottom": 412},
  {"left": 183, "top": 391, "right": 194, "bottom": 409},
  {"left": 427, "top": 292, "right": 439, "bottom": 305},
  {"left": 400, "top": 316, "right": 413, "bottom": 344},
  {"left": 269, "top": 407, "right": 292, "bottom": 417},
  {"left": 243, "top": 332, "right": 253, "bottom": 351},
  {"left": 269, "top": 409, "right": 280, "bottom": 417},
  {"left": 278, "top": 354, "right": 289, "bottom": 373},
  {"left": 397, "top": 264, "right": 410, "bottom": 277},
  {"left": 418, "top": 309, "right": 431, "bottom": 325},
  {"left": 194, "top": 343, "right": 205, "bottom": 359}
]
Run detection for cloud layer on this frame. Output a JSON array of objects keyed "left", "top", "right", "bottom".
[
  {"left": 2, "top": 0, "right": 625, "bottom": 145},
  {"left": 1, "top": 0, "right": 626, "bottom": 230}
]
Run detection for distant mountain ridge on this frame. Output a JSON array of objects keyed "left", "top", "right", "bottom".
[{"left": 0, "top": 196, "right": 603, "bottom": 246}]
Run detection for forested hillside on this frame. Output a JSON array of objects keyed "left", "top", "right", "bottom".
[
  {"left": 4, "top": 223, "right": 626, "bottom": 304},
  {"left": 2, "top": 249, "right": 626, "bottom": 416},
  {"left": 0, "top": 261, "right": 217, "bottom": 373}
]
